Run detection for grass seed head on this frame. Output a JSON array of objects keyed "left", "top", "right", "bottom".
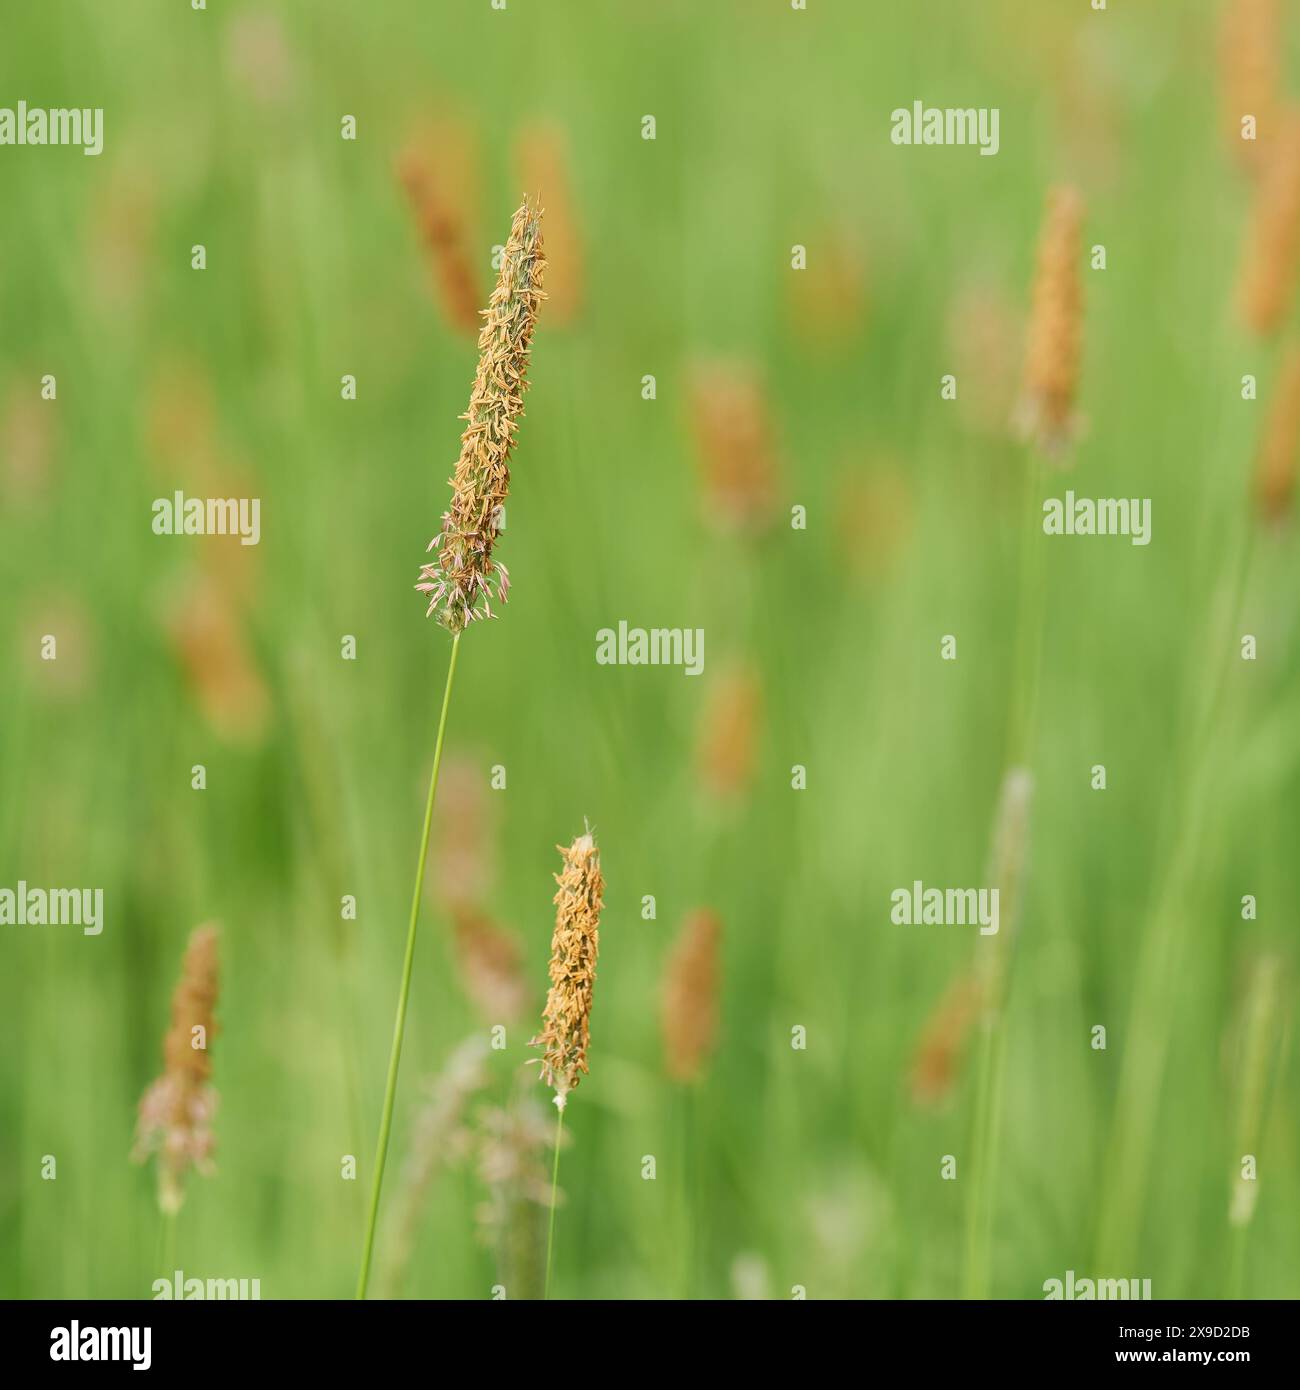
[
  {"left": 431, "top": 753, "right": 496, "bottom": 913},
  {"left": 1255, "top": 340, "right": 1300, "bottom": 523},
  {"left": 697, "top": 663, "right": 761, "bottom": 802},
  {"left": 661, "top": 909, "right": 723, "bottom": 1084},
  {"left": 417, "top": 197, "right": 546, "bottom": 633},
  {"left": 834, "top": 457, "right": 913, "bottom": 584},
  {"left": 1238, "top": 110, "right": 1300, "bottom": 335},
  {"left": 397, "top": 125, "right": 483, "bottom": 335},
  {"left": 689, "top": 361, "right": 781, "bottom": 535},
  {"left": 1220, "top": 0, "right": 1281, "bottom": 172},
  {"left": 453, "top": 906, "right": 529, "bottom": 1023},
  {"left": 530, "top": 831, "right": 603, "bottom": 1109},
  {"left": 132, "top": 923, "right": 221, "bottom": 1215},
  {"left": 165, "top": 571, "right": 269, "bottom": 746},
  {"left": 908, "top": 972, "right": 985, "bottom": 1109},
  {"left": 1014, "top": 186, "right": 1086, "bottom": 459}
]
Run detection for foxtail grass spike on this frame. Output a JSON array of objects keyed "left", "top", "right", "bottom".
[
  {"left": 417, "top": 197, "right": 546, "bottom": 633},
  {"left": 1014, "top": 186, "right": 1085, "bottom": 459},
  {"left": 661, "top": 909, "right": 723, "bottom": 1084},
  {"left": 1238, "top": 111, "right": 1300, "bottom": 336},
  {"left": 452, "top": 906, "right": 529, "bottom": 1023},
  {"left": 908, "top": 972, "right": 984, "bottom": 1109},
  {"left": 689, "top": 361, "right": 781, "bottom": 535},
  {"left": 133, "top": 924, "right": 221, "bottom": 1215},
  {"left": 397, "top": 142, "right": 484, "bottom": 335},
  {"left": 431, "top": 753, "right": 497, "bottom": 914},
  {"left": 1255, "top": 340, "right": 1300, "bottom": 523},
  {"left": 1220, "top": 0, "right": 1281, "bottom": 171},
  {"left": 697, "top": 663, "right": 761, "bottom": 802},
  {"left": 531, "top": 831, "right": 604, "bottom": 1111}
]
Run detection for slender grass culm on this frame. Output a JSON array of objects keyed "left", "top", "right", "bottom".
[
  {"left": 355, "top": 197, "right": 546, "bottom": 1300},
  {"left": 963, "top": 184, "right": 1084, "bottom": 1299},
  {"left": 1226, "top": 954, "right": 1284, "bottom": 1297},
  {"left": 531, "top": 831, "right": 605, "bottom": 1300}
]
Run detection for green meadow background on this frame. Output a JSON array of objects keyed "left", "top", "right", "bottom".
[{"left": 1, "top": 0, "right": 1297, "bottom": 1300}]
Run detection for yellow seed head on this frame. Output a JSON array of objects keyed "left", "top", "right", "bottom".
[
  {"left": 661, "top": 909, "right": 723, "bottom": 1084},
  {"left": 397, "top": 128, "right": 485, "bottom": 335},
  {"left": 1255, "top": 340, "right": 1300, "bottom": 524},
  {"left": 1238, "top": 111, "right": 1300, "bottom": 336},
  {"left": 689, "top": 361, "right": 781, "bottom": 535},
  {"left": 1014, "top": 186, "right": 1085, "bottom": 459},
  {"left": 697, "top": 663, "right": 762, "bottom": 802},
  {"left": 431, "top": 753, "right": 496, "bottom": 913},
  {"left": 417, "top": 198, "right": 546, "bottom": 632},
  {"left": 530, "top": 832, "right": 604, "bottom": 1109},
  {"left": 1220, "top": 0, "right": 1281, "bottom": 171},
  {"left": 132, "top": 924, "right": 221, "bottom": 1215},
  {"left": 908, "top": 972, "right": 984, "bottom": 1109},
  {"left": 453, "top": 906, "right": 529, "bottom": 1023}
]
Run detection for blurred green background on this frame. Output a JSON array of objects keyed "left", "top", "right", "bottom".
[{"left": 1, "top": 0, "right": 1297, "bottom": 1300}]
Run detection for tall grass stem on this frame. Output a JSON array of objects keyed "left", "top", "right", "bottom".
[
  {"left": 544, "top": 1107, "right": 565, "bottom": 1299},
  {"left": 963, "top": 448, "right": 1043, "bottom": 1298},
  {"left": 154, "top": 1210, "right": 176, "bottom": 1284},
  {"left": 356, "top": 631, "right": 462, "bottom": 1299}
]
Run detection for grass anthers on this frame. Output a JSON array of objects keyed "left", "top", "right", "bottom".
[{"left": 530, "top": 829, "right": 605, "bottom": 1298}]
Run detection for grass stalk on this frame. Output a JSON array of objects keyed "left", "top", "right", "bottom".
[
  {"left": 961, "top": 185, "right": 1081, "bottom": 1291},
  {"left": 544, "top": 1107, "right": 565, "bottom": 1300},
  {"left": 1095, "top": 520, "right": 1256, "bottom": 1272},
  {"left": 962, "top": 446, "right": 1044, "bottom": 1298},
  {"left": 356, "top": 631, "right": 461, "bottom": 1299},
  {"left": 1226, "top": 1223, "right": 1248, "bottom": 1301},
  {"left": 153, "top": 1209, "right": 176, "bottom": 1286}
]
